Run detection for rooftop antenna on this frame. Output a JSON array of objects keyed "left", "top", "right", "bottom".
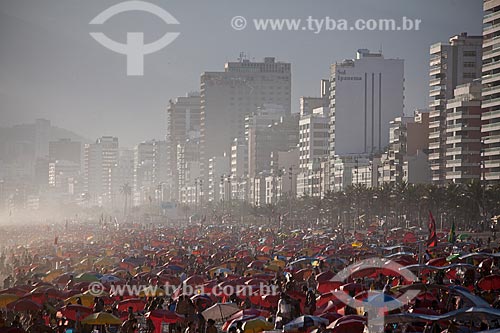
[{"left": 238, "top": 52, "right": 247, "bottom": 62}]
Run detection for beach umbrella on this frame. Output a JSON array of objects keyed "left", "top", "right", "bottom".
[
  {"left": 43, "top": 269, "right": 65, "bottom": 282},
  {"left": 315, "top": 271, "right": 335, "bottom": 282},
  {"left": 60, "top": 304, "right": 93, "bottom": 321},
  {"left": 363, "top": 293, "right": 401, "bottom": 310},
  {"left": 81, "top": 312, "right": 122, "bottom": 325},
  {"left": 330, "top": 320, "right": 365, "bottom": 333},
  {"left": 65, "top": 293, "right": 95, "bottom": 307},
  {"left": 118, "top": 298, "right": 146, "bottom": 312},
  {"left": 202, "top": 302, "right": 240, "bottom": 321},
  {"left": 223, "top": 309, "right": 271, "bottom": 331},
  {"left": 478, "top": 275, "right": 500, "bottom": 291},
  {"left": 7, "top": 299, "right": 43, "bottom": 312},
  {"left": 446, "top": 253, "right": 461, "bottom": 262},
  {"left": 457, "top": 234, "right": 470, "bottom": 241},
  {"left": 75, "top": 273, "right": 100, "bottom": 283},
  {"left": 191, "top": 294, "right": 214, "bottom": 310},
  {"left": 146, "top": 309, "right": 185, "bottom": 323},
  {"left": 317, "top": 280, "right": 343, "bottom": 294},
  {"left": 0, "top": 294, "right": 19, "bottom": 308},
  {"left": 242, "top": 317, "right": 274, "bottom": 333},
  {"left": 260, "top": 294, "right": 280, "bottom": 308},
  {"left": 283, "top": 315, "right": 329, "bottom": 332},
  {"left": 184, "top": 275, "right": 205, "bottom": 286},
  {"left": 214, "top": 268, "right": 232, "bottom": 275},
  {"left": 100, "top": 275, "right": 122, "bottom": 283}
]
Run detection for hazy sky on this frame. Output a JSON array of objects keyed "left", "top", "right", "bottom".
[{"left": 0, "top": 0, "right": 483, "bottom": 147}]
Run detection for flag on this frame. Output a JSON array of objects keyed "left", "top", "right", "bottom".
[
  {"left": 448, "top": 221, "right": 456, "bottom": 243},
  {"left": 426, "top": 211, "right": 438, "bottom": 248}
]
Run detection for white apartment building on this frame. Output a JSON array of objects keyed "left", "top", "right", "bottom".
[
  {"left": 84, "top": 136, "right": 119, "bottom": 205},
  {"left": 445, "top": 81, "right": 482, "bottom": 183},
  {"left": 482, "top": 1, "right": 500, "bottom": 183},
  {"left": 428, "top": 33, "right": 482, "bottom": 183},
  {"left": 329, "top": 49, "right": 404, "bottom": 189},
  {"left": 297, "top": 107, "right": 329, "bottom": 197}
]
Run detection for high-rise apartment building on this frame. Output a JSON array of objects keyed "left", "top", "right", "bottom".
[
  {"left": 379, "top": 110, "right": 430, "bottom": 184},
  {"left": 329, "top": 49, "right": 404, "bottom": 189},
  {"left": 428, "top": 33, "right": 482, "bottom": 183},
  {"left": 297, "top": 107, "right": 329, "bottom": 197},
  {"left": 49, "top": 139, "right": 81, "bottom": 165},
  {"left": 482, "top": 1, "right": 500, "bottom": 183},
  {"left": 445, "top": 81, "right": 482, "bottom": 183},
  {"left": 84, "top": 136, "right": 119, "bottom": 205},
  {"left": 166, "top": 92, "right": 202, "bottom": 201},
  {"left": 200, "top": 56, "right": 291, "bottom": 183}
]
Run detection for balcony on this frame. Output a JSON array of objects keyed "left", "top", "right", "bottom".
[
  {"left": 484, "top": 147, "right": 500, "bottom": 157},
  {"left": 482, "top": 96, "right": 500, "bottom": 108},
  {"left": 429, "top": 78, "right": 443, "bottom": 86},
  {"left": 429, "top": 109, "right": 442, "bottom": 118},
  {"left": 429, "top": 131, "right": 440, "bottom": 140},
  {"left": 482, "top": 109, "right": 500, "bottom": 121},
  {"left": 482, "top": 84, "right": 500, "bottom": 96},
  {"left": 483, "top": 34, "right": 500, "bottom": 48},
  {"left": 445, "top": 159, "right": 462, "bottom": 168},
  {"left": 429, "top": 120, "right": 441, "bottom": 129},
  {"left": 483, "top": 59, "right": 500, "bottom": 72},
  {"left": 428, "top": 153, "right": 441, "bottom": 161},
  {"left": 484, "top": 22, "right": 500, "bottom": 35},
  {"left": 483, "top": 71, "right": 500, "bottom": 84},
  {"left": 429, "top": 99, "right": 444, "bottom": 108},
  {"left": 485, "top": 158, "right": 500, "bottom": 168},
  {"left": 482, "top": 121, "right": 500, "bottom": 132},
  {"left": 485, "top": 172, "right": 500, "bottom": 181},
  {"left": 483, "top": 44, "right": 500, "bottom": 60},
  {"left": 483, "top": 134, "right": 500, "bottom": 144},
  {"left": 428, "top": 142, "right": 440, "bottom": 151}
]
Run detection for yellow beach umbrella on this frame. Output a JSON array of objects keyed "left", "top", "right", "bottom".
[
  {"left": 65, "top": 294, "right": 95, "bottom": 307},
  {"left": 43, "top": 269, "right": 65, "bottom": 282},
  {"left": 0, "top": 294, "right": 19, "bottom": 308},
  {"left": 242, "top": 318, "right": 274, "bottom": 333}
]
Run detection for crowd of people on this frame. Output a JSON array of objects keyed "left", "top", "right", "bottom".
[{"left": 0, "top": 218, "right": 498, "bottom": 333}]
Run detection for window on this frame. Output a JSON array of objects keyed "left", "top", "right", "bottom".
[{"left": 463, "top": 51, "right": 476, "bottom": 57}]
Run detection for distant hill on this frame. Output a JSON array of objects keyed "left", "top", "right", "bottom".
[{"left": 0, "top": 120, "right": 90, "bottom": 163}]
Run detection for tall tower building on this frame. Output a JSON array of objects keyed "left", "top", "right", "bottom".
[
  {"left": 428, "top": 33, "right": 482, "bottom": 183},
  {"left": 445, "top": 81, "right": 482, "bottom": 183},
  {"left": 84, "top": 136, "right": 119, "bottom": 205},
  {"left": 328, "top": 49, "right": 404, "bottom": 189},
  {"left": 166, "top": 92, "right": 201, "bottom": 201},
  {"left": 482, "top": 1, "right": 500, "bottom": 183},
  {"left": 200, "top": 56, "right": 291, "bottom": 183}
]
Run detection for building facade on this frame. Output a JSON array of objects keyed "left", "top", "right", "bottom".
[
  {"left": 428, "top": 33, "right": 482, "bottom": 183},
  {"left": 200, "top": 57, "right": 291, "bottom": 184},
  {"left": 482, "top": 1, "right": 500, "bottom": 183}
]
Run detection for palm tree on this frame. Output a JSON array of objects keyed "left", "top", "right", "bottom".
[{"left": 120, "top": 183, "right": 132, "bottom": 216}]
